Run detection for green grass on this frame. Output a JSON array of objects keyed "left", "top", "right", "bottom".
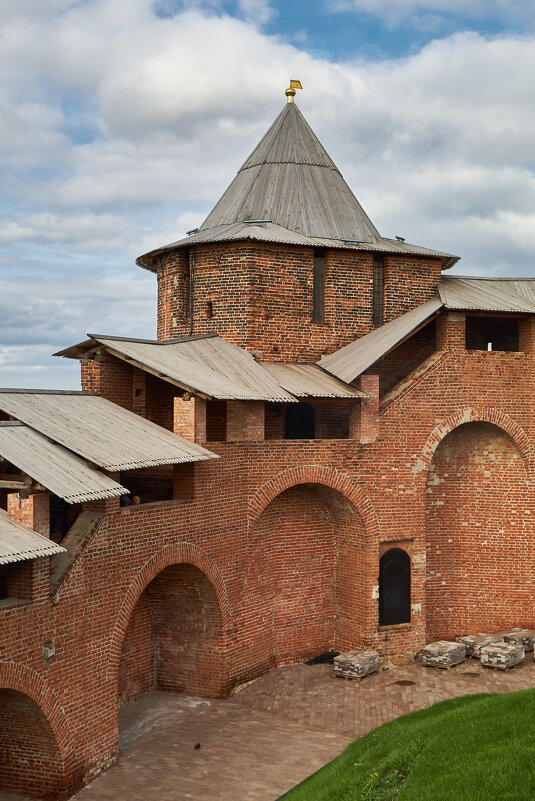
[{"left": 282, "top": 688, "right": 535, "bottom": 801}]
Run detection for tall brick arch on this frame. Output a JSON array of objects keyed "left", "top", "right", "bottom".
[
  {"left": 107, "top": 542, "right": 232, "bottom": 686},
  {"left": 0, "top": 661, "right": 77, "bottom": 772},
  {"left": 415, "top": 407, "right": 532, "bottom": 483},
  {"left": 247, "top": 465, "right": 379, "bottom": 538}
]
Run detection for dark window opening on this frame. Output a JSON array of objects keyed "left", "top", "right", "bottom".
[
  {"left": 206, "top": 401, "right": 227, "bottom": 441},
  {"left": 0, "top": 560, "right": 33, "bottom": 602},
  {"left": 49, "top": 494, "right": 71, "bottom": 542},
  {"left": 207, "top": 300, "right": 214, "bottom": 318},
  {"left": 183, "top": 248, "right": 191, "bottom": 320},
  {"left": 284, "top": 402, "right": 315, "bottom": 439},
  {"left": 313, "top": 248, "right": 325, "bottom": 323},
  {"left": 379, "top": 547, "right": 411, "bottom": 626},
  {"left": 119, "top": 466, "right": 174, "bottom": 506},
  {"left": 465, "top": 316, "right": 519, "bottom": 352},
  {"left": 373, "top": 255, "right": 384, "bottom": 326},
  {"left": 0, "top": 566, "right": 8, "bottom": 599},
  {"left": 269, "top": 403, "right": 282, "bottom": 418}
]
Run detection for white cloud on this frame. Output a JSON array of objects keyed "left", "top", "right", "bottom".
[
  {"left": 2, "top": 2, "right": 535, "bottom": 386},
  {"left": 237, "top": 0, "right": 275, "bottom": 25},
  {"left": 330, "top": 0, "right": 535, "bottom": 26}
]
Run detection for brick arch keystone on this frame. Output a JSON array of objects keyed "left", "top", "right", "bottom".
[
  {"left": 416, "top": 407, "right": 531, "bottom": 481},
  {"left": 0, "top": 661, "right": 77, "bottom": 771},
  {"left": 247, "top": 465, "right": 379, "bottom": 539},
  {"left": 107, "top": 542, "right": 232, "bottom": 686}
]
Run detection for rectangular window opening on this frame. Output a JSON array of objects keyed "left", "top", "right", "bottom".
[
  {"left": 465, "top": 316, "right": 519, "bottom": 352},
  {"left": 183, "top": 248, "right": 191, "bottom": 320},
  {"left": 313, "top": 249, "right": 325, "bottom": 323},
  {"left": 373, "top": 255, "right": 384, "bottom": 327},
  {"left": 206, "top": 401, "right": 227, "bottom": 441}
]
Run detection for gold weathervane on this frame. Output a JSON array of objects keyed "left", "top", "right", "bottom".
[{"left": 285, "top": 79, "right": 303, "bottom": 103}]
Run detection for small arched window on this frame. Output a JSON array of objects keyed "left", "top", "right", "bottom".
[
  {"left": 284, "top": 402, "right": 315, "bottom": 439},
  {"left": 379, "top": 547, "right": 411, "bottom": 626}
]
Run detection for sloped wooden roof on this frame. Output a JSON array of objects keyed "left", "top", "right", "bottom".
[
  {"left": 57, "top": 334, "right": 296, "bottom": 402},
  {"left": 0, "top": 391, "right": 217, "bottom": 472},
  {"left": 259, "top": 363, "right": 367, "bottom": 399},
  {"left": 0, "top": 510, "right": 66, "bottom": 566},
  {"left": 0, "top": 422, "right": 128, "bottom": 504},
  {"left": 318, "top": 298, "right": 443, "bottom": 384},
  {"left": 439, "top": 276, "right": 535, "bottom": 313},
  {"left": 137, "top": 102, "right": 459, "bottom": 272},
  {"left": 201, "top": 103, "right": 380, "bottom": 242},
  {"left": 138, "top": 221, "right": 458, "bottom": 272}
]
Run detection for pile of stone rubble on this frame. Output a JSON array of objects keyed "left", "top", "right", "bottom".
[{"left": 331, "top": 628, "right": 535, "bottom": 682}]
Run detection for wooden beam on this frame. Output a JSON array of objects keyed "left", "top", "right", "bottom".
[{"left": 0, "top": 479, "right": 27, "bottom": 489}]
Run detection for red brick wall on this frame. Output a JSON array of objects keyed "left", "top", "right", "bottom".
[
  {"left": 117, "top": 593, "right": 152, "bottom": 706},
  {"left": 426, "top": 421, "right": 532, "bottom": 639},
  {"left": 118, "top": 564, "right": 225, "bottom": 701},
  {"left": 0, "top": 689, "right": 64, "bottom": 798},
  {"left": 436, "top": 311, "right": 466, "bottom": 351},
  {"left": 243, "top": 483, "right": 367, "bottom": 668},
  {"left": 227, "top": 401, "right": 264, "bottom": 441},
  {"left": 4, "top": 316, "right": 535, "bottom": 796},
  {"left": 81, "top": 354, "right": 132, "bottom": 410},
  {"left": 384, "top": 256, "right": 442, "bottom": 322},
  {"left": 147, "top": 563, "right": 224, "bottom": 696},
  {"left": 7, "top": 492, "right": 49, "bottom": 537},
  {"left": 155, "top": 243, "right": 443, "bottom": 361}
]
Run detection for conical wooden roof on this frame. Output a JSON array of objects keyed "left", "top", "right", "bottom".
[{"left": 201, "top": 102, "right": 381, "bottom": 242}]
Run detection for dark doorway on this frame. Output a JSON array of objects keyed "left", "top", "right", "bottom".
[
  {"left": 379, "top": 548, "right": 411, "bottom": 626},
  {"left": 284, "top": 403, "right": 315, "bottom": 439}
]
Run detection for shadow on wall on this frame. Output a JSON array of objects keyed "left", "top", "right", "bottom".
[{"left": 118, "top": 563, "right": 226, "bottom": 706}]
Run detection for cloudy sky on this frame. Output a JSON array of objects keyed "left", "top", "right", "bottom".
[{"left": 1, "top": 0, "right": 535, "bottom": 388}]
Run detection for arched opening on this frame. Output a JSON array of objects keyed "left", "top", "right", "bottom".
[
  {"left": 244, "top": 483, "right": 366, "bottom": 672},
  {"left": 379, "top": 548, "right": 411, "bottom": 626},
  {"left": 425, "top": 421, "right": 532, "bottom": 640},
  {"left": 284, "top": 402, "right": 315, "bottom": 439},
  {"left": 118, "top": 563, "right": 225, "bottom": 703},
  {"left": 0, "top": 688, "right": 64, "bottom": 798}
]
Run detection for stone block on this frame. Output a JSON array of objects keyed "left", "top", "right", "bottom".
[
  {"left": 456, "top": 633, "right": 496, "bottom": 658},
  {"left": 420, "top": 641, "right": 466, "bottom": 668},
  {"left": 333, "top": 650, "right": 380, "bottom": 680},
  {"left": 502, "top": 629, "right": 535, "bottom": 651},
  {"left": 480, "top": 641, "right": 525, "bottom": 670}
]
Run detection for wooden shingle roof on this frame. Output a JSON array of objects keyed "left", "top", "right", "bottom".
[{"left": 137, "top": 102, "right": 459, "bottom": 272}]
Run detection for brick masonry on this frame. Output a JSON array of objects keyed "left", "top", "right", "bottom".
[{"left": 2, "top": 239, "right": 535, "bottom": 798}]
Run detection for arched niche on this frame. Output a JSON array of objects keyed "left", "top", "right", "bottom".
[
  {"left": 244, "top": 482, "right": 367, "bottom": 670},
  {"left": 379, "top": 548, "right": 411, "bottom": 626},
  {"left": 425, "top": 421, "right": 531, "bottom": 640},
  {"left": 0, "top": 688, "right": 64, "bottom": 798},
  {"left": 118, "top": 563, "right": 225, "bottom": 704}
]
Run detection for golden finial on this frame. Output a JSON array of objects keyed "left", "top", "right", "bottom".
[{"left": 285, "top": 79, "right": 303, "bottom": 103}]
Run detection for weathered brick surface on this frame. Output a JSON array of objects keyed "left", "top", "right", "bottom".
[
  {"left": 2, "top": 237, "right": 535, "bottom": 797},
  {"left": 156, "top": 243, "right": 442, "bottom": 361}
]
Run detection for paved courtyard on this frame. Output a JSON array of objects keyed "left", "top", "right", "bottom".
[{"left": 3, "top": 658, "right": 535, "bottom": 801}]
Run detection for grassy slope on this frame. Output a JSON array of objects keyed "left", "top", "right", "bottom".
[{"left": 282, "top": 688, "right": 535, "bottom": 801}]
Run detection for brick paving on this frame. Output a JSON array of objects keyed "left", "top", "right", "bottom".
[{"left": 4, "top": 658, "right": 535, "bottom": 801}]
